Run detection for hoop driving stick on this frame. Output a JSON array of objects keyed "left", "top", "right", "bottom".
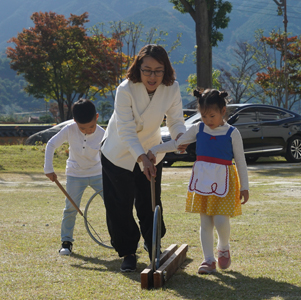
[{"left": 151, "top": 176, "right": 156, "bottom": 211}]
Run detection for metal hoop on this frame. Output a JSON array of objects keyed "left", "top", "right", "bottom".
[
  {"left": 84, "top": 190, "right": 113, "bottom": 249},
  {"left": 151, "top": 205, "right": 162, "bottom": 271}
]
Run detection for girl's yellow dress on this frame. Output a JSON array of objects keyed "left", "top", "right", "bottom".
[{"left": 185, "top": 164, "right": 242, "bottom": 217}]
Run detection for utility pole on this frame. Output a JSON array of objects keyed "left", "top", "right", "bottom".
[{"left": 273, "top": 0, "right": 288, "bottom": 108}]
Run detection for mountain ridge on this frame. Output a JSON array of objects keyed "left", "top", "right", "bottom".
[{"left": 0, "top": 0, "right": 300, "bottom": 113}]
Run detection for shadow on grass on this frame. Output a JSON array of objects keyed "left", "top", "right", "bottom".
[
  {"left": 69, "top": 253, "right": 300, "bottom": 298},
  {"left": 70, "top": 252, "right": 122, "bottom": 273},
  {"left": 70, "top": 252, "right": 153, "bottom": 282},
  {"left": 70, "top": 252, "right": 194, "bottom": 285},
  {"left": 166, "top": 270, "right": 301, "bottom": 300}
]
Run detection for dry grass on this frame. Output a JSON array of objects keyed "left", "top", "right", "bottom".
[{"left": 0, "top": 146, "right": 301, "bottom": 299}]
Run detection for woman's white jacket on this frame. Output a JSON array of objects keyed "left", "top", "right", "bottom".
[{"left": 101, "top": 79, "right": 186, "bottom": 171}]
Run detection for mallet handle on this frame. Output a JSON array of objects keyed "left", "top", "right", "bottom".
[
  {"left": 151, "top": 176, "right": 156, "bottom": 212},
  {"left": 54, "top": 179, "right": 83, "bottom": 216}
]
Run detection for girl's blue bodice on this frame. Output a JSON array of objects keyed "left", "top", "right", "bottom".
[{"left": 196, "top": 123, "right": 235, "bottom": 162}]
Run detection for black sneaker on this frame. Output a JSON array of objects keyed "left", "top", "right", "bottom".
[
  {"left": 59, "top": 241, "right": 73, "bottom": 255},
  {"left": 120, "top": 254, "right": 136, "bottom": 272}
]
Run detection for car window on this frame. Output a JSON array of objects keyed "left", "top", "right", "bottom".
[
  {"left": 258, "top": 107, "right": 293, "bottom": 122},
  {"left": 232, "top": 107, "right": 258, "bottom": 125},
  {"left": 185, "top": 113, "right": 201, "bottom": 125}
]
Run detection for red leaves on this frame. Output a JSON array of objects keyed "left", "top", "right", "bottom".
[
  {"left": 6, "top": 11, "right": 123, "bottom": 121},
  {"left": 255, "top": 32, "right": 301, "bottom": 96}
]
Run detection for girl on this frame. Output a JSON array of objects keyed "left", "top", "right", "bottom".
[{"left": 147, "top": 89, "right": 249, "bottom": 274}]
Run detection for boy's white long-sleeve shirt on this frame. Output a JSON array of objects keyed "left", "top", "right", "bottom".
[
  {"left": 44, "top": 122, "right": 105, "bottom": 177},
  {"left": 150, "top": 122, "right": 249, "bottom": 191}
]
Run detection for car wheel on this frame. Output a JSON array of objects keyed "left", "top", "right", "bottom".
[
  {"left": 285, "top": 136, "right": 301, "bottom": 163},
  {"left": 163, "top": 161, "right": 174, "bottom": 167},
  {"left": 245, "top": 156, "right": 258, "bottom": 163}
]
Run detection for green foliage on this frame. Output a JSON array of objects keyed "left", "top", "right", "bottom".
[
  {"left": 186, "top": 68, "right": 221, "bottom": 93},
  {"left": 210, "top": 0, "right": 232, "bottom": 46},
  {"left": 97, "top": 100, "right": 113, "bottom": 122},
  {"left": 169, "top": 0, "right": 232, "bottom": 46},
  {"left": 39, "top": 114, "right": 55, "bottom": 123}
]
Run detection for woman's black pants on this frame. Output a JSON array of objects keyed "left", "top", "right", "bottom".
[{"left": 101, "top": 154, "right": 166, "bottom": 258}]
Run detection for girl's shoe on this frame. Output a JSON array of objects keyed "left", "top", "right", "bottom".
[
  {"left": 217, "top": 250, "right": 231, "bottom": 269},
  {"left": 198, "top": 261, "right": 216, "bottom": 274}
]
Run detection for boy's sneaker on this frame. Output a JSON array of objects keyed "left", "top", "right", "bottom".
[
  {"left": 198, "top": 261, "right": 216, "bottom": 274},
  {"left": 59, "top": 241, "right": 73, "bottom": 255},
  {"left": 217, "top": 250, "right": 231, "bottom": 269},
  {"left": 120, "top": 254, "right": 136, "bottom": 272}
]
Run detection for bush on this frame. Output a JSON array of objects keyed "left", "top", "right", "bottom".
[{"left": 39, "top": 114, "right": 55, "bottom": 123}]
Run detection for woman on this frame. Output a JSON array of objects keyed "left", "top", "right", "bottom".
[{"left": 101, "top": 44, "right": 186, "bottom": 272}]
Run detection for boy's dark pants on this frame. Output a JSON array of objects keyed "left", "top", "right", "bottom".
[{"left": 101, "top": 154, "right": 166, "bottom": 258}]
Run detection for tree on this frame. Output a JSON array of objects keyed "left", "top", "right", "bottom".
[
  {"left": 185, "top": 68, "right": 221, "bottom": 108},
  {"left": 186, "top": 68, "right": 221, "bottom": 94},
  {"left": 6, "top": 12, "right": 122, "bottom": 122},
  {"left": 169, "top": 0, "right": 232, "bottom": 89},
  {"left": 253, "top": 31, "right": 301, "bottom": 109},
  {"left": 89, "top": 21, "right": 185, "bottom": 100},
  {"left": 97, "top": 100, "right": 113, "bottom": 123},
  {"left": 219, "top": 41, "right": 263, "bottom": 103}
]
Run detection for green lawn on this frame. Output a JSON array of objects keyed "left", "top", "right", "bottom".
[{"left": 0, "top": 146, "right": 301, "bottom": 299}]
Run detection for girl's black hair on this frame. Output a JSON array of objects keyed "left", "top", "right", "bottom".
[
  {"left": 72, "top": 99, "right": 96, "bottom": 124},
  {"left": 194, "top": 89, "right": 228, "bottom": 112}
]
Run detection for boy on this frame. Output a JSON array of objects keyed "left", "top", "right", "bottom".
[{"left": 44, "top": 99, "right": 105, "bottom": 255}]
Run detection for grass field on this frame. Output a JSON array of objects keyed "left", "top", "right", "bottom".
[{"left": 1, "top": 145, "right": 301, "bottom": 299}]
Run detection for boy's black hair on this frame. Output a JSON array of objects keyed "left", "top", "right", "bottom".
[
  {"left": 194, "top": 89, "right": 228, "bottom": 113},
  {"left": 72, "top": 99, "right": 96, "bottom": 124}
]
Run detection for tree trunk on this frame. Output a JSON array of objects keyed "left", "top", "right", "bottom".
[
  {"left": 195, "top": 0, "right": 212, "bottom": 90},
  {"left": 58, "top": 99, "right": 65, "bottom": 122}
]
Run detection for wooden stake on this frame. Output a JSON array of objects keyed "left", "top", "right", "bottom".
[
  {"left": 141, "top": 244, "right": 178, "bottom": 289},
  {"left": 153, "top": 244, "right": 188, "bottom": 288}
]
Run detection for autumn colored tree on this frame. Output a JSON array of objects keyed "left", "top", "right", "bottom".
[
  {"left": 169, "top": 0, "right": 232, "bottom": 89},
  {"left": 6, "top": 12, "right": 123, "bottom": 121},
  {"left": 254, "top": 31, "right": 301, "bottom": 109}
]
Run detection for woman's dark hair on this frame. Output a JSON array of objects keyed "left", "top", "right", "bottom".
[
  {"left": 194, "top": 89, "right": 228, "bottom": 113},
  {"left": 72, "top": 99, "right": 96, "bottom": 124},
  {"left": 126, "top": 44, "right": 176, "bottom": 86}
]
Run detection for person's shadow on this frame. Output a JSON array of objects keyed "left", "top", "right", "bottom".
[
  {"left": 70, "top": 253, "right": 300, "bottom": 299},
  {"left": 163, "top": 269, "right": 301, "bottom": 299}
]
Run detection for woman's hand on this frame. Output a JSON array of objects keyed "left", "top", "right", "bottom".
[
  {"left": 45, "top": 172, "right": 57, "bottom": 182},
  {"left": 147, "top": 150, "right": 156, "bottom": 165},
  {"left": 240, "top": 190, "right": 249, "bottom": 204},
  {"left": 138, "top": 154, "right": 156, "bottom": 181}
]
